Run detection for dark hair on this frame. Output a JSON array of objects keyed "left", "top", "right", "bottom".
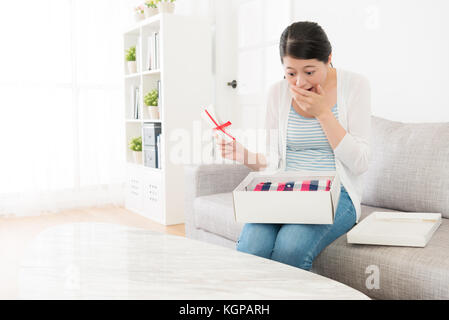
[{"left": 280, "top": 21, "right": 333, "bottom": 67}]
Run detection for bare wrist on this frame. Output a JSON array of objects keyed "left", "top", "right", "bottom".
[{"left": 317, "top": 110, "right": 333, "bottom": 122}]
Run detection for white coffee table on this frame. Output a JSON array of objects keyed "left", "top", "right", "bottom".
[{"left": 18, "top": 222, "right": 370, "bottom": 300}]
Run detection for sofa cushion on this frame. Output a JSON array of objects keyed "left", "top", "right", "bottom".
[
  {"left": 313, "top": 204, "right": 449, "bottom": 300},
  {"left": 194, "top": 192, "right": 244, "bottom": 242},
  {"left": 362, "top": 116, "right": 449, "bottom": 218}
]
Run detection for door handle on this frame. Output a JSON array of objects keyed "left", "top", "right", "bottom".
[{"left": 227, "top": 80, "right": 237, "bottom": 89}]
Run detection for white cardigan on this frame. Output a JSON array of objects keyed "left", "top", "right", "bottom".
[{"left": 260, "top": 68, "right": 372, "bottom": 223}]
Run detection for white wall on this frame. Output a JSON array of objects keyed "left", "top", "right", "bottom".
[
  {"left": 289, "top": 0, "right": 449, "bottom": 123},
  {"left": 205, "top": 0, "right": 449, "bottom": 123},
  {"left": 131, "top": 0, "right": 449, "bottom": 123}
]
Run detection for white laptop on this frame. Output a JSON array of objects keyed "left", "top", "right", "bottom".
[{"left": 347, "top": 212, "right": 442, "bottom": 248}]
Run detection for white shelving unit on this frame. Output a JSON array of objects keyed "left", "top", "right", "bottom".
[{"left": 123, "top": 13, "right": 212, "bottom": 225}]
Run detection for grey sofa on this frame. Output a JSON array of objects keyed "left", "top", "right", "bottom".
[{"left": 184, "top": 116, "right": 449, "bottom": 300}]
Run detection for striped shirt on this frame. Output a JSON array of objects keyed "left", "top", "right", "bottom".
[{"left": 286, "top": 103, "right": 339, "bottom": 172}]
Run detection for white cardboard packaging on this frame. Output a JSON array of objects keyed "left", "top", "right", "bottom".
[
  {"left": 346, "top": 211, "right": 442, "bottom": 247},
  {"left": 232, "top": 170, "right": 341, "bottom": 224}
]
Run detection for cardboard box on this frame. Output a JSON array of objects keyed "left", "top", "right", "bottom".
[
  {"left": 346, "top": 212, "right": 442, "bottom": 247},
  {"left": 232, "top": 170, "right": 341, "bottom": 224}
]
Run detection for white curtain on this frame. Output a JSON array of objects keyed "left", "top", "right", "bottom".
[{"left": 0, "top": 0, "right": 135, "bottom": 216}]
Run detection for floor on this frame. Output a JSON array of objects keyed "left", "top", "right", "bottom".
[{"left": 0, "top": 205, "right": 185, "bottom": 299}]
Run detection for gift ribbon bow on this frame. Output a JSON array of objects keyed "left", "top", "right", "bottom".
[{"left": 205, "top": 109, "right": 236, "bottom": 141}]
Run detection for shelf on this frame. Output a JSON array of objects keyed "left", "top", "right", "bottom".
[
  {"left": 124, "top": 13, "right": 163, "bottom": 35},
  {"left": 143, "top": 165, "right": 164, "bottom": 173},
  {"left": 126, "top": 162, "right": 163, "bottom": 173},
  {"left": 124, "top": 13, "right": 213, "bottom": 226},
  {"left": 125, "top": 119, "right": 162, "bottom": 123},
  {"left": 125, "top": 73, "right": 140, "bottom": 79},
  {"left": 124, "top": 25, "right": 140, "bottom": 36},
  {"left": 142, "top": 70, "right": 161, "bottom": 76},
  {"left": 124, "top": 70, "right": 160, "bottom": 79},
  {"left": 141, "top": 13, "right": 162, "bottom": 29},
  {"left": 142, "top": 119, "right": 162, "bottom": 123}
]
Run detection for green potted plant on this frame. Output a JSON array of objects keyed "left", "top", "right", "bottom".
[
  {"left": 157, "top": 0, "right": 176, "bottom": 14},
  {"left": 144, "top": 89, "right": 160, "bottom": 119},
  {"left": 129, "top": 136, "right": 142, "bottom": 164},
  {"left": 144, "top": 0, "right": 159, "bottom": 18},
  {"left": 125, "top": 46, "right": 137, "bottom": 74},
  {"left": 134, "top": 5, "right": 145, "bottom": 22}
]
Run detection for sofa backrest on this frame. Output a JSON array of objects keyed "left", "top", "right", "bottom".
[{"left": 361, "top": 116, "right": 449, "bottom": 218}]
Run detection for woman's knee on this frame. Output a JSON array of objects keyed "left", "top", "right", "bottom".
[
  {"left": 271, "top": 240, "right": 314, "bottom": 270},
  {"left": 236, "top": 223, "right": 281, "bottom": 259},
  {"left": 271, "top": 224, "right": 326, "bottom": 270}
]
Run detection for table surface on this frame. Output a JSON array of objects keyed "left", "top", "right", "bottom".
[{"left": 18, "top": 222, "right": 370, "bottom": 300}]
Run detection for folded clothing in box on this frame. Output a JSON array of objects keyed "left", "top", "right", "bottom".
[{"left": 253, "top": 179, "right": 332, "bottom": 192}]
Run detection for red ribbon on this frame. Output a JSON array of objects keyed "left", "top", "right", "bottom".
[{"left": 205, "top": 109, "right": 236, "bottom": 141}]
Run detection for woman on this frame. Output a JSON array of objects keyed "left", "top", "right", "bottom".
[{"left": 215, "top": 21, "right": 371, "bottom": 271}]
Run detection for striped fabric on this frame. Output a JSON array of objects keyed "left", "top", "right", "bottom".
[
  {"left": 286, "top": 103, "right": 339, "bottom": 171},
  {"left": 253, "top": 179, "right": 332, "bottom": 192}
]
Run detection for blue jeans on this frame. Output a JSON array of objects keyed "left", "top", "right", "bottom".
[{"left": 236, "top": 185, "right": 356, "bottom": 271}]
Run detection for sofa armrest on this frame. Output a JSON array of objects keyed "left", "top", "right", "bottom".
[
  {"left": 183, "top": 164, "right": 251, "bottom": 237},
  {"left": 185, "top": 164, "right": 251, "bottom": 197}
]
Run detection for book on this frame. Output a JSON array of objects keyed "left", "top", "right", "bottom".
[
  {"left": 148, "top": 34, "right": 154, "bottom": 70},
  {"left": 149, "top": 34, "right": 153, "bottom": 70},
  {"left": 347, "top": 211, "right": 442, "bottom": 247},
  {"left": 131, "top": 85, "right": 136, "bottom": 119},
  {"left": 132, "top": 85, "right": 139, "bottom": 119},
  {"left": 157, "top": 134, "right": 162, "bottom": 169},
  {"left": 147, "top": 32, "right": 159, "bottom": 70},
  {"left": 155, "top": 32, "right": 159, "bottom": 69},
  {"left": 135, "top": 86, "right": 140, "bottom": 119}
]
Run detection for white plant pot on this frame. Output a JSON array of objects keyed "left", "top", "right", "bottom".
[
  {"left": 148, "top": 106, "right": 160, "bottom": 119},
  {"left": 133, "top": 151, "right": 142, "bottom": 164},
  {"left": 134, "top": 12, "right": 145, "bottom": 22},
  {"left": 158, "top": 2, "right": 175, "bottom": 13},
  {"left": 127, "top": 61, "right": 137, "bottom": 74},
  {"left": 144, "top": 7, "right": 159, "bottom": 18}
]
